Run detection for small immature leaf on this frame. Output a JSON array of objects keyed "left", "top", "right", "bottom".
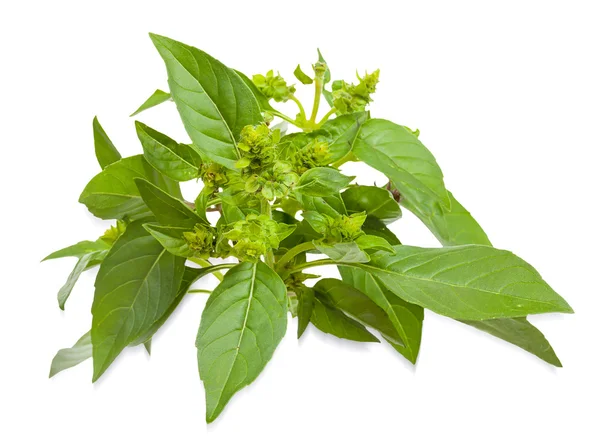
[
  {"left": 353, "top": 119, "right": 450, "bottom": 213},
  {"left": 135, "top": 121, "right": 202, "bottom": 182},
  {"left": 361, "top": 218, "right": 402, "bottom": 246},
  {"left": 79, "top": 155, "right": 181, "bottom": 220},
  {"left": 150, "top": 34, "right": 262, "bottom": 170},
  {"left": 342, "top": 186, "right": 401, "bottom": 225},
  {"left": 310, "top": 297, "right": 379, "bottom": 343},
  {"left": 49, "top": 331, "right": 93, "bottom": 378},
  {"left": 196, "top": 262, "right": 288, "bottom": 422},
  {"left": 91, "top": 220, "right": 185, "bottom": 381},
  {"left": 135, "top": 178, "right": 202, "bottom": 228},
  {"left": 294, "top": 65, "right": 313, "bottom": 84},
  {"left": 130, "top": 89, "right": 171, "bottom": 117},
  {"left": 460, "top": 317, "right": 562, "bottom": 367},
  {"left": 93, "top": 117, "right": 121, "bottom": 169},
  {"left": 143, "top": 339, "right": 152, "bottom": 355},
  {"left": 295, "top": 192, "right": 347, "bottom": 218},
  {"left": 321, "top": 111, "right": 369, "bottom": 162},
  {"left": 366, "top": 245, "right": 573, "bottom": 321},
  {"left": 235, "top": 70, "right": 276, "bottom": 113},
  {"left": 296, "top": 167, "right": 354, "bottom": 197},
  {"left": 339, "top": 266, "right": 423, "bottom": 363},
  {"left": 317, "top": 48, "right": 331, "bottom": 84},
  {"left": 314, "top": 278, "right": 403, "bottom": 345},
  {"left": 314, "top": 242, "right": 370, "bottom": 263},
  {"left": 355, "top": 235, "right": 395, "bottom": 253},
  {"left": 297, "top": 286, "right": 315, "bottom": 338}
]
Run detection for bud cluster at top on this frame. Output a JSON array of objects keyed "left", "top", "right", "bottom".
[
  {"left": 332, "top": 70, "right": 380, "bottom": 114},
  {"left": 252, "top": 70, "right": 296, "bottom": 103}
]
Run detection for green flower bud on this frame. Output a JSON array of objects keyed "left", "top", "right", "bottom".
[
  {"left": 252, "top": 70, "right": 296, "bottom": 103},
  {"left": 292, "top": 138, "right": 332, "bottom": 173},
  {"left": 200, "top": 163, "right": 229, "bottom": 191},
  {"left": 237, "top": 123, "right": 279, "bottom": 170},
  {"left": 304, "top": 211, "right": 367, "bottom": 244},
  {"left": 331, "top": 69, "right": 380, "bottom": 115},
  {"left": 100, "top": 220, "right": 127, "bottom": 245},
  {"left": 183, "top": 224, "right": 215, "bottom": 259},
  {"left": 313, "top": 61, "right": 328, "bottom": 79}
]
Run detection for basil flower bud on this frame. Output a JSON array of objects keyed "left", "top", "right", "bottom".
[{"left": 252, "top": 70, "right": 296, "bottom": 103}]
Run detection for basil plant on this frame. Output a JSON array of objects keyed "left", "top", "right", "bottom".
[{"left": 45, "top": 34, "right": 573, "bottom": 423}]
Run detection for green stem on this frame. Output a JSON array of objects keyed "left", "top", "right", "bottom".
[
  {"left": 187, "top": 289, "right": 212, "bottom": 294},
  {"left": 188, "top": 257, "right": 224, "bottom": 281},
  {"left": 308, "top": 76, "right": 324, "bottom": 125},
  {"left": 316, "top": 107, "right": 337, "bottom": 127},
  {"left": 289, "top": 94, "right": 306, "bottom": 122},
  {"left": 331, "top": 151, "right": 354, "bottom": 169},
  {"left": 275, "top": 242, "right": 316, "bottom": 271},
  {"left": 261, "top": 198, "right": 275, "bottom": 268},
  {"left": 271, "top": 109, "right": 298, "bottom": 126},
  {"left": 207, "top": 197, "right": 221, "bottom": 206}
]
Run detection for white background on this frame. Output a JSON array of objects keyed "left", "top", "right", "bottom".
[{"left": 1, "top": 1, "right": 599, "bottom": 439}]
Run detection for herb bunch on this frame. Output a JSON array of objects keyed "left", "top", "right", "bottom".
[{"left": 46, "top": 34, "right": 573, "bottom": 423}]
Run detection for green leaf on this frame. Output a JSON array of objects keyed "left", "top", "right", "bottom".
[
  {"left": 93, "top": 117, "right": 121, "bottom": 169},
  {"left": 196, "top": 261, "right": 288, "bottom": 422},
  {"left": 342, "top": 186, "right": 401, "bottom": 224},
  {"left": 365, "top": 245, "right": 573, "bottom": 321},
  {"left": 135, "top": 178, "right": 202, "bottom": 228},
  {"left": 43, "top": 239, "right": 109, "bottom": 261},
  {"left": 314, "top": 241, "right": 370, "bottom": 263},
  {"left": 295, "top": 192, "right": 347, "bottom": 218},
  {"left": 79, "top": 155, "right": 181, "bottom": 220},
  {"left": 150, "top": 34, "right": 262, "bottom": 170},
  {"left": 135, "top": 121, "right": 202, "bottom": 182},
  {"left": 130, "top": 89, "right": 171, "bottom": 117},
  {"left": 143, "top": 224, "right": 191, "bottom": 257},
  {"left": 353, "top": 119, "right": 450, "bottom": 213},
  {"left": 294, "top": 65, "right": 313, "bottom": 84},
  {"left": 235, "top": 70, "right": 276, "bottom": 113},
  {"left": 314, "top": 278, "right": 403, "bottom": 345},
  {"left": 57, "top": 249, "right": 108, "bottom": 310},
  {"left": 310, "top": 297, "right": 379, "bottom": 343},
  {"left": 91, "top": 220, "right": 185, "bottom": 381},
  {"left": 143, "top": 340, "right": 152, "bottom": 355},
  {"left": 296, "top": 167, "right": 354, "bottom": 197},
  {"left": 339, "top": 266, "right": 423, "bottom": 363},
  {"left": 460, "top": 317, "right": 562, "bottom": 367},
  {"left": 194, "top": 187, "right": 211, "bottom": 223},
  {"left": 361, "top": 218, "right": 401, "bottom": 246},
  {"left": 321, "top": 111, "right": 368, "bottom": 162},
  {"left": 355, "top": 235, "right": 395, "bottom": 253},
  {"left": 402, "top": 191, "right": 491, "bottom": 247},
  {"left": 130, "top": 265, "right": 216, "bottom": 346},
  {"left": 49, "top": 331, "right": 92, "bottom": 378},
  {"left": 297, "top": 286, "right": 315, "bottom": 338}
]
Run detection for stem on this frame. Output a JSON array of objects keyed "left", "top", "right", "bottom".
[
  {"left": 331, "top": 151, "right": 354, "bottom": 169},
  {"left": 261, "top": 198, "right": 275, "bottom": 268},
  {"left": 308, "top": 76, "right": 324, "bottom": 125},
  {"left": 275, "top": 242, "right": 316, "bottom": 271},
  {"left": 187, "top": 289, "right": 212, "bottom": 294},
  {"left": 271, "top": 109, "right": 298, "bottom": 126},
  {"left": 289, "top": 94, "right": 307, "bottom": 122},
  {"left": 316, "top": 107, "right": 337, "bottom": 127},
  {"left": 188, "top": 257, "right": 224, "bottom": 281}
]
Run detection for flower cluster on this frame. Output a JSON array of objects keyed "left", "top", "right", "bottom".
[
  {"left": 223, "top": 214, "right": 296, "bottom": 262},
  {"left": 100, "top": 220, "right": 127, "bottom": 245},
  {"left": 200, "top": 162, "right": 230, "bottom": 192},
  {"left": 235, "top": 124, "right": 299, "bottom": 200},
  {"left": 332, "top": 69, "right": 380, "bottom": 114},
  {"left": 183, "top": 224, "right": 216, "bottom": 259},
  {"left": 252, "top": 70, "right": 296, "bottom": 102},
  {"left": 304, "top": 211, "right": 367, "bottom": 244},
  {"left": 291, "top": 138, "right": 332, "bottom": 174}
]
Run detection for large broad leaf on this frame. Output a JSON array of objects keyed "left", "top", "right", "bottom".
[
  {"left": 79, "top": 155, "right": 181, "bottom": 220},
  {"left": 320, "top": 111, "right": 368, "bottom": 162},
  {"left": 92, "top": 117, "right": 121, "bottom": 169},
  {"left": 130, "top": 89, "right": 171, "bottom": 117},
  {"left": 361, "top": 218, "right": 401, "bottom": 246},
  {"left": 310, "top": 297, "right": 379, "bottom": 343},
  {"left": 43, "top": 239, "right": 109, "bottom": 261},
  {"left": 143, "top": 224, "right": 192, "bottom": 257},
  {"left": 196, "top": 261, "right": 287, "bottom": 422},
  {"left": 135, "top": 121, "right": 202, "bottom": 182},
  {"left": 135, "top": 178, "right": 202, "bottom": 228},
  {"left": 353, "top": 119, "right": 450, "bottom": 213},
  {"left": 314, "top": 278, "right": 404, "bottom": 345},
  {"left": 295, "top": 192, "right": 346, "bottom": 218},
  {"left": 364, "top": 245, "right": 573, "bottom": 321},
  {"left": 460, "top": 317, "right": 562, "bottom": 367},
  {"left": 91, "top": 220, "right": 185, "bottom": 381},
  {"left": 49, "top": 331, "right": 93, "bottom": 378},
  {"left": 314, "top": 242, "right": 370, "bottom": 263},
  {"left": 339, "top": 266, "right": 423, "bottom": 363},
  {"left": 296, "top": 167, "right": 354, "bottom": 197},
  {"left": 296, "top": 286, "right": 315, "bottom": 338},
  {"left": 402, "top": 191, "right": 491, "bottom": 247},
  {"left": 342, "top": 186, "right": 401, "bottom": 225},
  {"left": 150, "top": 34, "right": 262, "bottom": 170}
]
